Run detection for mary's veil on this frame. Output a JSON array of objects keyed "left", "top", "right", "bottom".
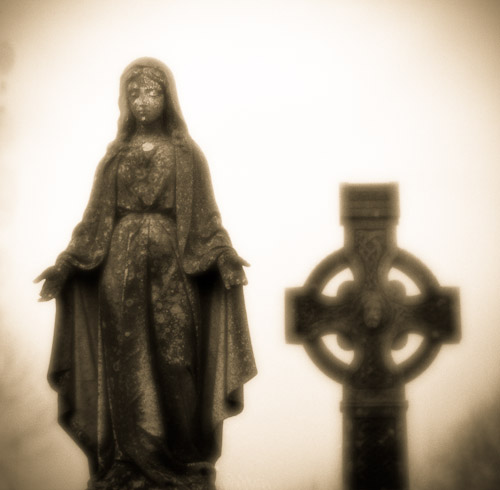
[{"left": 114, "top": 57, "right": 188, "bottom": 142}]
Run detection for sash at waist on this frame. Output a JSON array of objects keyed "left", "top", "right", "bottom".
[
  {"left": 114, "top": 209, "right": 178, "bottom": 245},
  {"left": 116, "top": 208, "right": 176, "bottom": 222}
]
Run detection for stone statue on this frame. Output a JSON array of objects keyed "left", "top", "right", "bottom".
[{"left": 35, "top": 58, "right": 257, "bottom": 490}]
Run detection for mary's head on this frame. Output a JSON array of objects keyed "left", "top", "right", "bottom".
[{"left": 116, "top": 58, "right": 187, "bottom": 141}]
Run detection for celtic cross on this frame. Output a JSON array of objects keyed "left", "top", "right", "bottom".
[{"left": 286, "top": 183, "right": 460, "bottom": 490}]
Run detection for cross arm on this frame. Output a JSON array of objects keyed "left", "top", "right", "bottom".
[
  {"left": 388, "top": 287, "right": 460, "bottom": 381},
  {"left": 285, "top": 288, "right": 353, "bottom": 344},
  {"left": 390, "top": 287, "right": 461, "bottom": 343}
]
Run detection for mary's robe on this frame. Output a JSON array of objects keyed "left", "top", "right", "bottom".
[{"left": 48, "top": 136, "right": 256, "bottom": 487}]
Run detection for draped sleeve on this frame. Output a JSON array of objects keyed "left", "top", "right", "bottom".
[
  {"left": 56, "top": 149, "right": 119, "bottom": 271},
  {"left": 175, "top": 139, "right": 234, "bottom": 274},
  {"left": 174, "top": 137, "right": 257, "bottom": 458},
  {"left": 48, "top": 147, "right": 120, "bottom": 470}
]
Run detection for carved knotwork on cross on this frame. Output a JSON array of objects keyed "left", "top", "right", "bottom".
[{"left": 286, "top": 183, "right": 460, "bottom": 490}]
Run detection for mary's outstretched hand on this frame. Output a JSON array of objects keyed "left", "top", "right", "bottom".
[
  {"left": 34, "top": 262, "right": 72, "bottom": 301},
  {"left": 217, "top": 250, "right": 250, "bottom": 289}
]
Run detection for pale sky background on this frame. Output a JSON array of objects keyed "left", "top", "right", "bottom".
[{"left": 0, "top": 0, "right": 499, "bottom": 489}]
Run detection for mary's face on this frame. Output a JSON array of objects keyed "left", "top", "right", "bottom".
[{"left": 127, "top": 74, "right": 165, "bottom": 125}]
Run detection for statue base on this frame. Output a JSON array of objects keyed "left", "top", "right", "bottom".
[{"left": 86, "top": 461, "right": 216, "bottom": 490}]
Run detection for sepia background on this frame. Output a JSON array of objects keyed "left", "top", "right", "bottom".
[{"left": 1, "top": 0, "right": 499, "bottom": 488}]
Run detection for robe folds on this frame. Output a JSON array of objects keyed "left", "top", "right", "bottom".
[{"left": 48, "top": 136, "right": 257, "bottom": 489}]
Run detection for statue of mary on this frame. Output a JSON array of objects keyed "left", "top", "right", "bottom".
[{"left": 35, "top": 58, "right": 257, "bottom": 490}]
